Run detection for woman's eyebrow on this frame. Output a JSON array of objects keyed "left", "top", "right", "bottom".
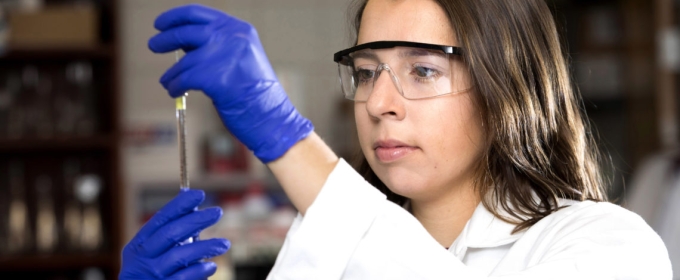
[
  {"left": 399, "top": 48, "right": 447, "bottom": 59},
  {"left": 350, "top": 49, "right": 379, "bottom": 61},
  {"left": 350, "top": 47, "right": 447, "bottom": 61}
]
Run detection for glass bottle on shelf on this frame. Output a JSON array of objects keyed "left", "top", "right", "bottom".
[
  {"left": 59, "top": 62, "right": 83, "bottom": 136},
  {"left": 65, "top": 61, "right": 97, "bottom": 136},
  {"left": 0, "top": 74, "right": 12, "bottom": 139},
  {"left": 62, "top": 159, "right": 83, "bottom": 252},
  {"left": 6, "top": 71, "right": 26, "bottom": 139},
  {"left": 21, "top": 65, "right": 41, "bottom": 138},
  {"left": 7, "top": 161, "right": 31, "bottom": 254},
  {"left": 18, "top": 65, "right": 55, "bottom": 138},
  {"left": 0, "top": 72, "right": 22, "bottom": 139},
  {"left": 75, "top": 174, "right": 103, "bottom": 251},
  {"left": 54, "top": 66, "right": 76, "bottom": 137},
  {"left": 0, "top": 163, "right": 8, "bottom": 255},
  {"left": 35, "top": 174, "right": 58, "bottom": 253},
  {"left": 33, "top": 67, "right": 53, "bottom": 138}
]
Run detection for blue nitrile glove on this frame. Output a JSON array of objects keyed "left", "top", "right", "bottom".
[
  {"left": 119, "top": 189, "right": 229, "bottom": 280},
  {"left": 148, "top": 4, "right": 314, "bottom": 163}
]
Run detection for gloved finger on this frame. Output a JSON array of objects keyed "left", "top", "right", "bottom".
[
  {"left": 133, "top": 189, "right": 205, "bottom": 243},
  {"left": 158, "top": 44, "right": 212, "bottom": 87},
  {"left": 162, "top": 65, "right": 221, "bottom": 98},
  {"left": 154, "top": 4, "right": 225, "bottom": 31},
  {"left": 166, "top": 261, "right": 218, "bottom": 280},
  {"left": 148, "top": 24, "right": 212, "bottom": 53},
  {"left": 161, "top": 38, "right": 275, "bottom": 99},
  {"left": 157, "top": 238, "right": 230, "bottom": 276},
  {"left": 139, "top": 207, "right": 223, "bottom": 257}
]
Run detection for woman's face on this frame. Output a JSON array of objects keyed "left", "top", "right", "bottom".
[{"left": 355, "top": 0, "right": 485, "bottom": 202}]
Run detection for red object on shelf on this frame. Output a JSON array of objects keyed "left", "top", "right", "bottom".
[
  {"left": 221, "top": 192, "right": 243, "bottom": 205},
  {"left": 245, "top": 180, "right": 265, "bottom": 195}
]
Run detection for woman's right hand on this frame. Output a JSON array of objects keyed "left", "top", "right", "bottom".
[
  {"left": 148, "top": 4, "right": 314, "bottom": 163},
  {"left": 119, "top": 189, "right": 229, "bottom": 279}
]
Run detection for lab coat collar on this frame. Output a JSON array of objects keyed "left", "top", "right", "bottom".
[{"left": 448, "top": 202, "right": 526, "bottom": 259}]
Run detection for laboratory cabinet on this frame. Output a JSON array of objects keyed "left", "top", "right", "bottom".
[{"left": 0, "top": 0, "right": 123, "bottom": 279}]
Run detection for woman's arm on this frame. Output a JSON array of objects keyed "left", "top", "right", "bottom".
[{"left": 267, "top": 132, "right": 339, "bottom": 215}]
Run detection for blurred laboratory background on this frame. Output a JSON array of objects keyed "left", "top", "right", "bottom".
[{"left": 0, "top": 0, "right": 677, "bottom": 279}]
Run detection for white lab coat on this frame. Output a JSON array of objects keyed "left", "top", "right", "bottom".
[{"left": 268, "top": 159, "right": 672, "bottom": 279}]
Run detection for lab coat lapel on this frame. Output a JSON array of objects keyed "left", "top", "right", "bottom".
[{"left": 449, "top": 202, "right": 526, "bottom": 260}]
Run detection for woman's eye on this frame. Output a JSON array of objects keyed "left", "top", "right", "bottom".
[
  {"left": 414, "top": 66, "right": 438, "bottom": 78},
  {"left": 354, "top": 69, "right": 375, "bottom": 84}
]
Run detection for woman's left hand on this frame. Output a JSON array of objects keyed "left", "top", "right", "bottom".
[{"left": 119, "top": 189, "right": 230, "bottom": 279}]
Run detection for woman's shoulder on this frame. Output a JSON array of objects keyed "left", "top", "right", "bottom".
[
  {"left": 530, "top": 199, "right": 670, "bottom": 262},
  {"left": 515, "top": 199, "right": 673, "bottom": 278},
  {"left": 545, "top": 199, "right": 657, "bottom": 233},
  {"left": 555, "top": 199, "right": 644, "bottom": 222},
  {"left": 556, "top": 199, "right": 634, "bottom": 216}
]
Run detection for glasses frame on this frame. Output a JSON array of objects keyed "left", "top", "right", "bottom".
[{"left": 333, "top": 41, "right": 463, "bottom": 65}]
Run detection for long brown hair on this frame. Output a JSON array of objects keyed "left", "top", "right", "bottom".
[{"left": 348, "top": 0, "right": 608, "bottom": 233}]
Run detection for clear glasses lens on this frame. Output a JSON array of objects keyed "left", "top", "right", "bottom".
[{"left": 338, "top": 46, "right": 470, "bottom": 101}]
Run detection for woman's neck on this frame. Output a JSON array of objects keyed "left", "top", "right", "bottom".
[{"left": 410, "top": 185, "right": 480, "bottom": 248}]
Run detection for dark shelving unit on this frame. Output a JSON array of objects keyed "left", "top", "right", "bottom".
[{"left": 0, "top": 0, "right": 123, "bottom": 279}]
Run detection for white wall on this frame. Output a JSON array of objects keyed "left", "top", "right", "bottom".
[{"left": 120, "top": 0, "right": 354, "bottom": 241}]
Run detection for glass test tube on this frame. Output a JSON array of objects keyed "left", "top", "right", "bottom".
[
  {"left": 175, "top": 51, "right": 192, "bottom": 245},
  {"left": 175, "top": 51, "right": 189, "bottom": 190}
]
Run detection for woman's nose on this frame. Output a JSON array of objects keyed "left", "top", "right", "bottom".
[{"left": 364, "top": 68, "right": 406, "bottom": 121}]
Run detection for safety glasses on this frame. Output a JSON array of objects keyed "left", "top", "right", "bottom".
[{"left": 333, "top": 41, "right": 471, "bottom": 101}]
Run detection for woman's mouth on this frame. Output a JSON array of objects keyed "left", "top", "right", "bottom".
[{"left": 373, "top": 140, "right": 418, "bottom": 163}]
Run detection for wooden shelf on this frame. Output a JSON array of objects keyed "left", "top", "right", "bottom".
[
  {"left": 0, "top": 253, "right": 112, "bottom": 271},
  {"left": 0, "top": 135, "right": 118, "bottom": 152},
  {"left": 0, "top": 45, "right": 114, "bottom": 61}
]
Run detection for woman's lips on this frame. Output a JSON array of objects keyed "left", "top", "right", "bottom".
[
  {"left": 375, "top": 146, "right": 418, "bottom": 162},
  {"left": 373, "top": 140, "right": 418, "bottom": 162}
]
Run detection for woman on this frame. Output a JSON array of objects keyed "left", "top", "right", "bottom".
[{"left": 120, "top": 0, "right": 672, "bottom": 279}]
